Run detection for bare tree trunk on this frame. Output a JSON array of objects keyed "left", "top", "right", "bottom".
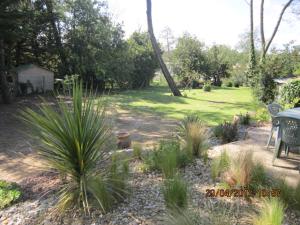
[
  {"left": 0, "top": 39, "right": 12, "bottom": 104},
  {"left": 249, "top": 0, "right": 256, "bottom": 76},
  {"left": 146, "top": 0, "right": 182, "bottom": 96},
  {"left": 260, "top": 0, "right": 266, "bottom": 61},
  {"left": 260, "top": 0, "right": 294, "bottom": 61}
]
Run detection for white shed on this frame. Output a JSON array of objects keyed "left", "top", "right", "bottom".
[{"left": 16, "top": 64, "right": 54, "bottom": 93}]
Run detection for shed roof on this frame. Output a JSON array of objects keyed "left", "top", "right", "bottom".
[{"left": 15, "top": 64, "right": 53, "bottom": 74}]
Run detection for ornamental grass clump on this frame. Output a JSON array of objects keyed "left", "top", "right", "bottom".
[
  {"left": 213, "top": 150, "right": 269, "bottom": 190},
  {"left": 211, "top": 150, "right": 231, "bottom": 181},
  {"left": 21, "top": 82, "right": 128, "bottom": 215},
  {"left": 252, "top": 198, "right": 285, "bottom": 225},
  {"left": 178, "top": 115, "right": 210, "bottom": 158},
  {"left": 163, "top": 175, "right": 188, "bottom": 209},
  {"left": 143, "top": 140, "right": 190, "bottom": 178}
]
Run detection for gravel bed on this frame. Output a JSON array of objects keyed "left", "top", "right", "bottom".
[{"left": 1, "top": 146, "right": 300, "bottom": 225}]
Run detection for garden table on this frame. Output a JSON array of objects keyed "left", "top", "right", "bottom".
[{"left": 273, "top": 107, "right": 300, "bottom": 161}]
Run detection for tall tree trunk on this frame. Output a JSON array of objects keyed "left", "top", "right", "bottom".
[
  {"left": 260, "top": 0, "right": 294, "bottom": 61},
  {"left": 247, "top": 0, "right": 256, "bottom": 84},
  {"left": 260, "top": 0, "right": 266, "bottom": 62},
  {"left": 45, "top": 0, "right": 68, "bottom": 75},
  {"left": 0, "top": 39, "right": 12, "bottom": 104},
  {"left": 146, "top": 0, "right": 182, "bottom": 96}
]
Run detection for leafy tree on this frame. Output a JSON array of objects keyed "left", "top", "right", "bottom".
[
  {"left": 127, "top": 32, "right": 159, "bottom": 89},
  {"left": 171, "top": 33, "right": 208, "bottom": 85}
]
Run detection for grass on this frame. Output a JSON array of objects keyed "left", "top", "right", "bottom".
[
  {"left": 105, "top": 86, "right": 255, "bottom": 125},
  {"left": 252, "top": 198, "right": 285, "bottom": 225},
  {"left": 0, "top": 180, "right": 22, "bottom": 209},
  {"left": 163, "top": 176, "right": 188, "bottom": 209},
  {"left": 132, "top": 142, "right": 142, "bottom": 159},
  {"left": 211, "top": 150, "right": 231, "bottom": 181},
  {"left": 143, "top": 140, "right": 191, "bottom": 178}
]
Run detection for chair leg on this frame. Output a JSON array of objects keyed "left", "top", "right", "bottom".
[
  {"left": 273, "top": 138, "right": 283, "bottom": 165},
  {"left": 267, "top": 127, "right": 274, "bottom": 149},
  {"left": 286, "top": 146, "right": 290, "bottom": 157}
]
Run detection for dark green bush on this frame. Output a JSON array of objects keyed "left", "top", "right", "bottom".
[
  {"left": 239, "top": 113, "right": 251, "bottom": 125},
  {"left": 203, "top": 83, "right": 211, "bottom": 92},
  {"left": 225, "top": 81, "right": 233, "bottom": 87},
  {"left": 280, "top": 80, "right": 300, "bottom": 107},
  {"left": 233, "top": 81, "right": 240, "bottom": 88},
  {"left": 0, "top": 180, "right": 22, "bottom": 209},
  {"left": 214, "top": 121, "right": 238, "bottom": 143}
]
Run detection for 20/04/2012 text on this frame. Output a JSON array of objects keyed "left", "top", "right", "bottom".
[{"left": 205, "top": 188, "right": 281, "bottom": 198}]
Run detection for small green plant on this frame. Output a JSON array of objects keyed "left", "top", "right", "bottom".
[
  {"left": 203, "top": 83, "right": 211, "bottom": 92},
  {"left": 163, "top": 176, "right": 188, "bottom": 209},
  {"left": 211, "top": 151, "right": 231, "bottom": 181},
  {"left": 0, "top": 180, "right": 22, "bottom": 209},
  {"left": 252, "top": 198, "right": 285, "bottom": 225},
  {"left": 132, "top": 142, "right": 142, "bottom": 159},
  {"left": 213, "top": 121, "right": 238, "bottom": 143}
]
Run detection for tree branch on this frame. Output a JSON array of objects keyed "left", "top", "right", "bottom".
[{"left": 265, "top": 0, "right": 294, "bottom": 54}]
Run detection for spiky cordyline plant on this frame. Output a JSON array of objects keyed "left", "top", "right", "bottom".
[{"left": 21, "top": 82, "right": 126, "bottom": 215}]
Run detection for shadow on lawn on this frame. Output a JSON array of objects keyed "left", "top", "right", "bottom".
[{"left": 117, "top": 104, "right": 236, "bottom": 125}]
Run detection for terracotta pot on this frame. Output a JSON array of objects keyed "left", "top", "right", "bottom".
[{"left": 116, "top": 132, "right": 131, "bottom": 149}]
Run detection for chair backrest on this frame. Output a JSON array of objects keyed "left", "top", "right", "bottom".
[
  {"left": 267, "top": 103, "right": 283, "bottom": 117},
  {"left": 280, "top": 117, "right": 300, "bottom": 146}
]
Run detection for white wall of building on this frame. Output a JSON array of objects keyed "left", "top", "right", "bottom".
[{"left": 18, "top": 65, "right": 54, "bottom": 92}]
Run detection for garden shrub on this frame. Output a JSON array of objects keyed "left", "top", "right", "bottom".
[
  {"left": 178, "top": 115, "right": 210, "bottom": 158},
  {"left": 211, "top": 151, "right": 231, "bottom": 181},
  {"left": 203, "top": 83, "right": 211, "bottom": 92},
  {"left": 21, "top": 82, "right": 128, "bottom": 214},
  {"left": 163, "top": 176, "right": 188, "bottom": 209},
  {"left": 280, "top": 80, "right": 300, "bottom": 107},
  {"left": 213, "top": 121, "right": 238, "bottom": 143},
  {"left": 252, "top": 198, "right": 285, "bottom": 225},
  {"left": 0, "top": 180, "right": 22, "bottom": 209}
]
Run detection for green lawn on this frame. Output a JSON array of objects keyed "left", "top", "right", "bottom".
[{"left": 105, "top": 86, "right": 255, "bottom": 125}]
